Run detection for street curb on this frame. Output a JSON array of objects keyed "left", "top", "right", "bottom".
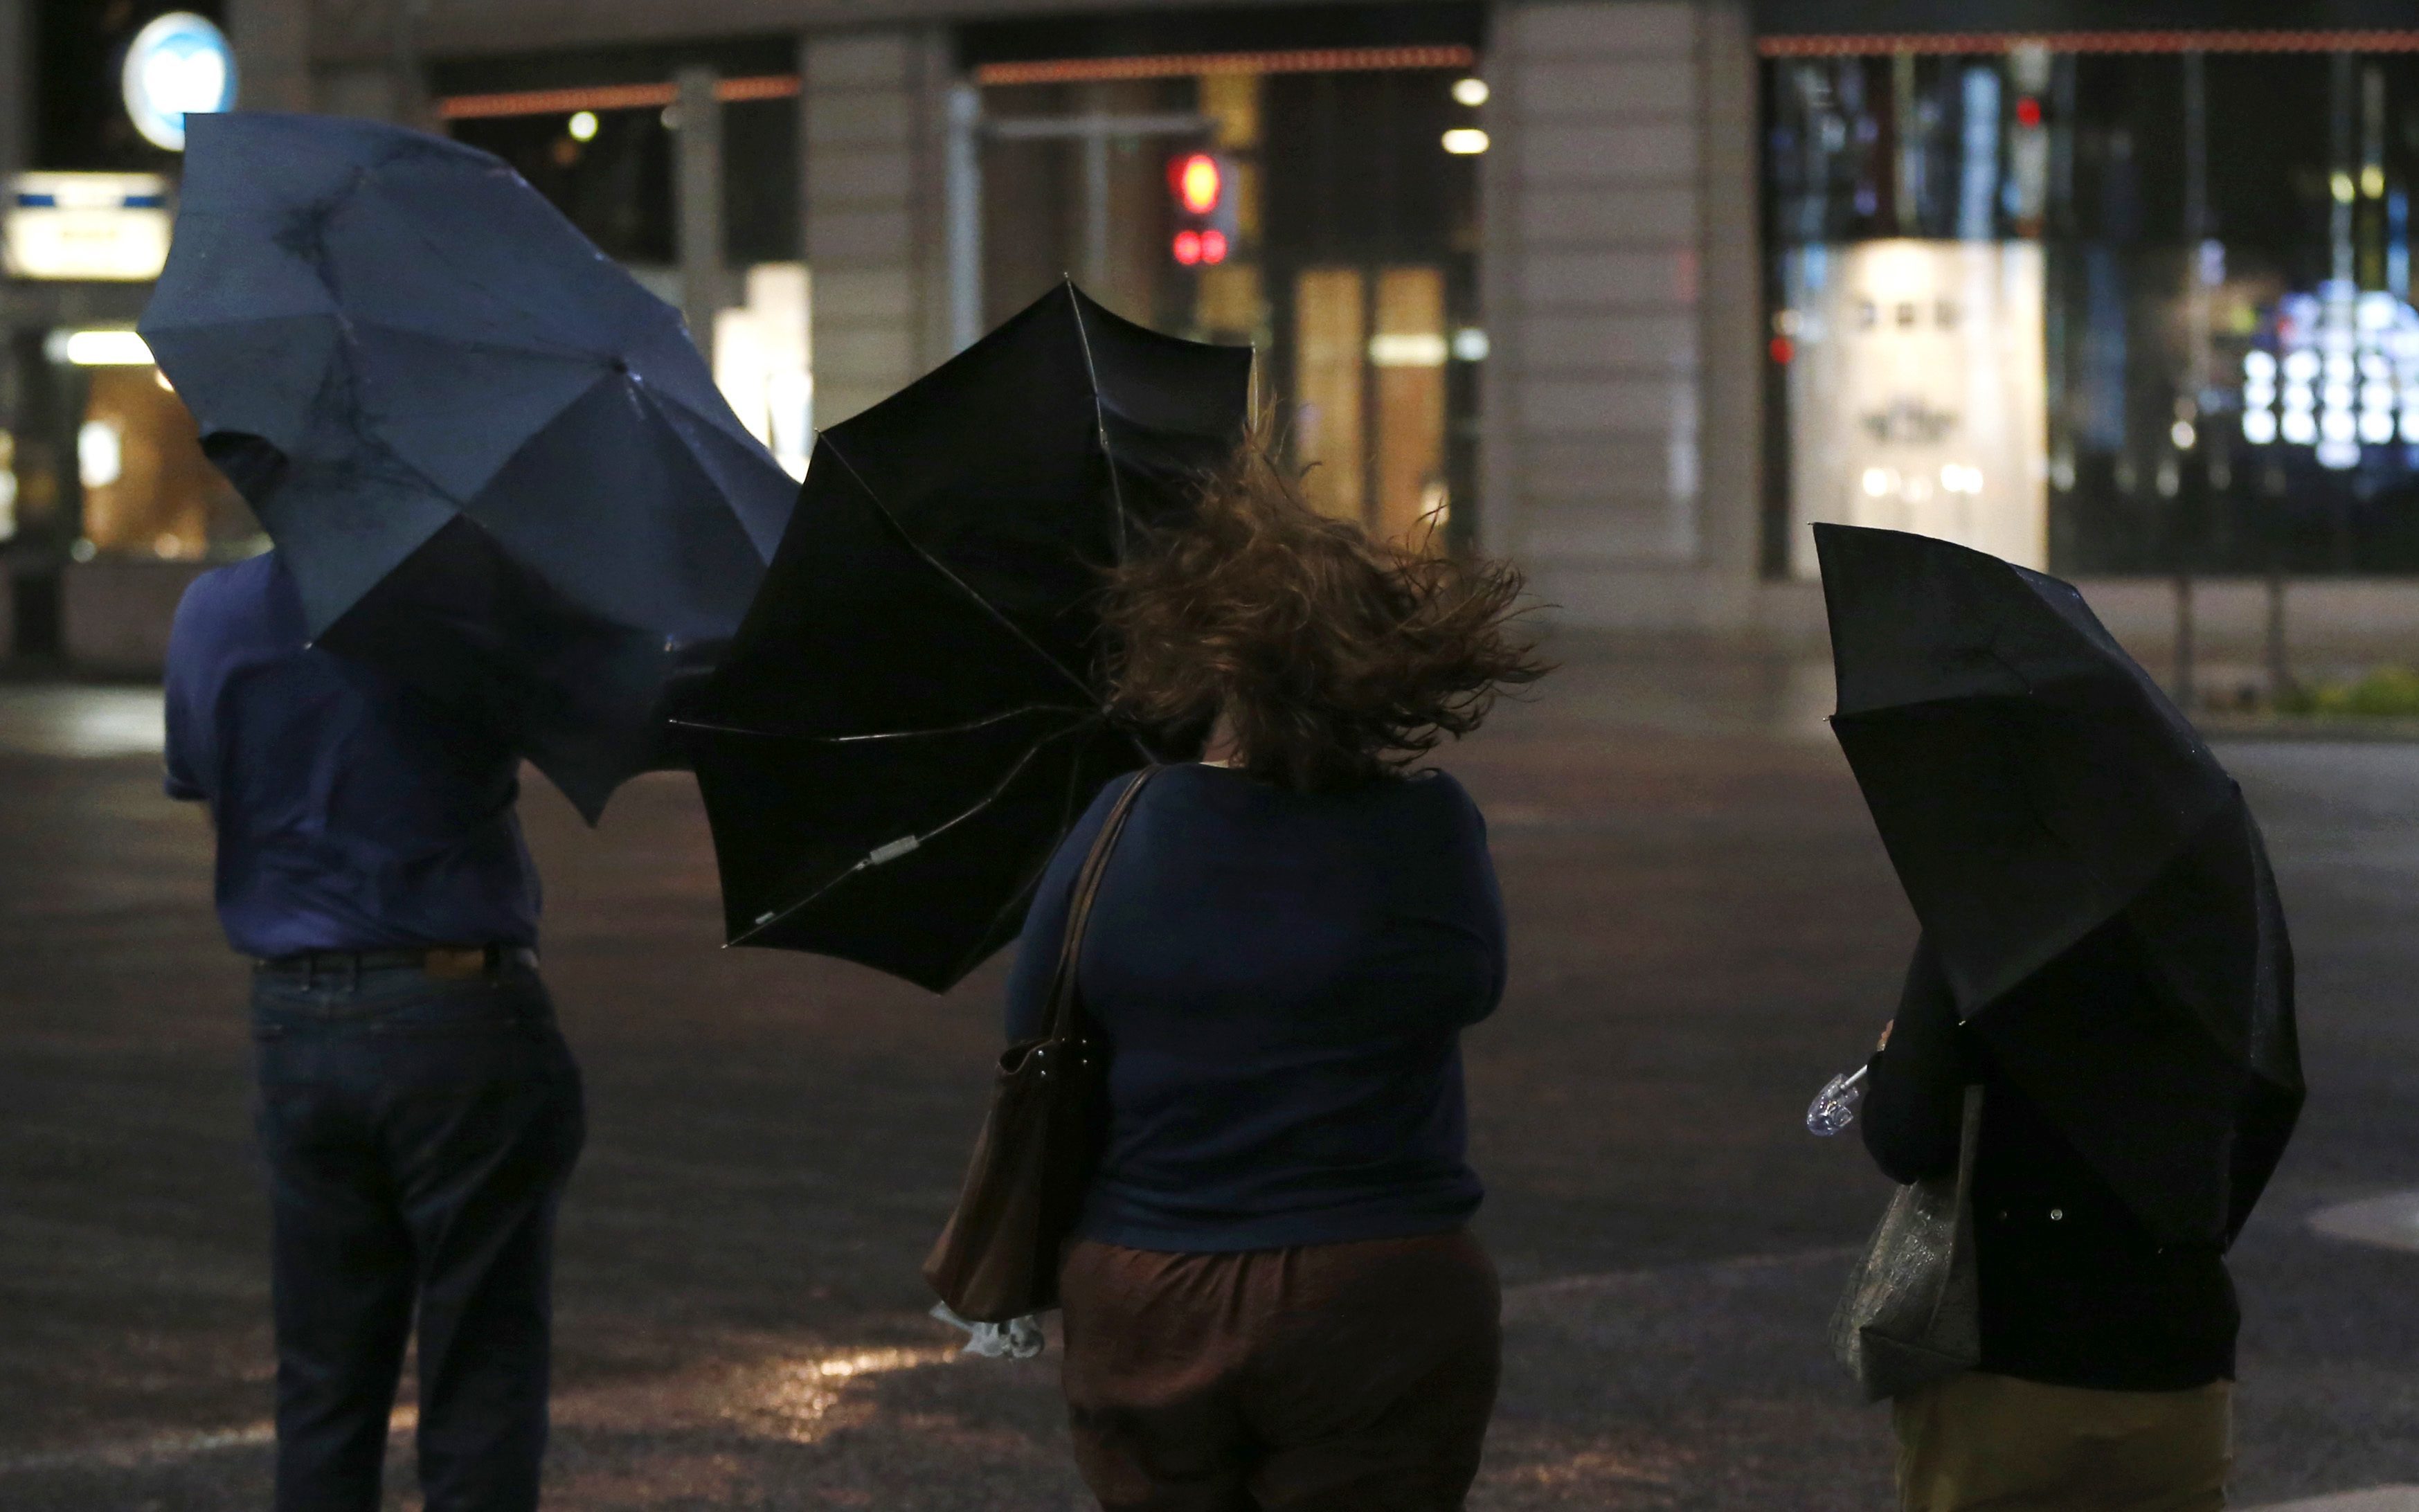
[
  {"left": 2242, "top": 1490, "right": 2419, "bottom": 1511},
  {"left": 2197, "top": 717, "right": 2419, "bottom": 744}
]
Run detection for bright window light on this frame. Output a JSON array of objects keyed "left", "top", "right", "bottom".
[
  {"left": 2241, "top": 409, "right": 2277, "bottom": 444},
  {"left": 1367, "top": 332, "right": 1448, "bottom": 368},
  {"left": 50, "top": 329, "right": 156, "bottom": 366},
  {"left": 1441, "top": 128, "right": 1489, "bottom": 156},
  {"left": 1452, "top": 77, "right": 1489, "bottom": 107},
  {"left": 78, "top": 420, "right": 124, "bottom": 489}
]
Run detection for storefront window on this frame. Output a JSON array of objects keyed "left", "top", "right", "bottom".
[
  {"left": 975, "top": 60, "right": 1480, "bottom": 547},
  {"left": 1763, "top": 42, "right": 2419, "bottom": 577},
  {"left": 33, "top": 332, "right": 259, "bottom": 562},
  {"left": 72, "top": 359, "right": 250, "bottom": 559}
]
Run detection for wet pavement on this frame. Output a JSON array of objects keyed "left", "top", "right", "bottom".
[{"left": 1, "top": 648, "right": 2415, "bottom": 1509}]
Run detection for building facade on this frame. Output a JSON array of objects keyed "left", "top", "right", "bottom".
[{"left": 6, "top": 0, "right": 2419, "bottom": 672}]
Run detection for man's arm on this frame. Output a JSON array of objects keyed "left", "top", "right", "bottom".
[{"left": 161, "top": 588, "right": 212, "bottom": 805}]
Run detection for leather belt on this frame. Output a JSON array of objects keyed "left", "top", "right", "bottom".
[{"left": 255, "top": 944, "right": 539, "bottom": 980}]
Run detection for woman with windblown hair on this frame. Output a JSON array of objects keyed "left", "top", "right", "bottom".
[{"left": 1001, "top": 447, "right": 1545, "bottom": 1512}]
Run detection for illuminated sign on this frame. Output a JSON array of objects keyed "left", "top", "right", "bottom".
[
  {"left": 3, "top": 174, "right": 174, "bottom": 281},
  {"left": 1781, "top": 239, "right": 2050, "bottom": 575},
  {"left": 2239, "top": 283, "right": 2419, "bottom": 468},
  {"left": 123, "top": 12, "right": 237, "bottom": 152}
]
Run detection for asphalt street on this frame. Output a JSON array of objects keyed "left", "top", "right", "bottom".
[{"left": 1, "top": 648, "right": 2413, "bottom": 1509}]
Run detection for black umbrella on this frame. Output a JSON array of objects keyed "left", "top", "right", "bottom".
[
  {"left": 678, "top": 281, "right": 1252, "bottom": 991},
  {"left": 141, "top": 113, "right": 795, "bottom": 820},
  {"left": 1815, "top": 523, "right": 2301, "bottom": 1246}
]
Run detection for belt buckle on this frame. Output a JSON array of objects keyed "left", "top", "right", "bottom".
[{"left": 424, "top": 946, "right": 489, "bottom": 980}]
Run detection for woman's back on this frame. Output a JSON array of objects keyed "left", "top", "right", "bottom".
[{"left": 1005, "top": 763, "right": 1504, "bottom": 1253}]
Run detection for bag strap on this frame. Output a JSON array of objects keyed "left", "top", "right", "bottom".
[{"left": 1043, "top": 766, "right": 1162, "bottom": 1042}]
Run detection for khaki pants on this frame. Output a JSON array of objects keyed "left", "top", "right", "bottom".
[{"left": 1894, "top": 1373, "right": 2232, "bottom": 1512}]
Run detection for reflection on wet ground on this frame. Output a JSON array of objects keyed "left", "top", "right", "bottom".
[
  {"left": 1, "top": 647, "right": 2414, "bottom": 1509},
  {"left": 0, "top": 685, "right": 167, "bottom": 758}
]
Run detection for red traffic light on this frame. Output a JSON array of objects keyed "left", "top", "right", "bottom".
[
  {"left": 2015, "top": 96, "right": 2042, "bottom": 127},
  {"left": 1171, "top": 152, "right": 1222, "bottom": 215},
  {"left": 1172, "top": 228, "right": 1228, "bottom": 267}
]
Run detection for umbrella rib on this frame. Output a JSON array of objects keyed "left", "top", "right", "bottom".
[
  {"left": 669, "top": 703, "right": 1098, "bottom": 742},
  {"left": 341, "top": 314, "right": 617, "bottom": 368},
  {"left": 937, "top": 726, "right": 1154, "bottom": 984},
  {"left": 728, "top": 715, "right": 1106, "bottom": 948},
  {"left": 816, "top": 438, "right": 1104, "bottom": 705},
  {"left": 942, "top": 829, "right": 1070, "bottom": 987},
  {"left": 1065, "top": 281, "right": 1131, "bottom": 559}
]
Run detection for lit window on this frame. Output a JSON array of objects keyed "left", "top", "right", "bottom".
[{"left": 78, "top": 420, "right": 125, "bottom": 489}]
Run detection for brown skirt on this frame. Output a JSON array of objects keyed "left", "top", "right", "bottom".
[{"left": 1059, "top": 1230, "right": 1502, "bottom": 1512}]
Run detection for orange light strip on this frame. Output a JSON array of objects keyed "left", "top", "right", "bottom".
[
  {"left": 436, "top": 74, "right": 800, "bottom": 121},
  {"left": 1760, "top": 30, "right": 2419, "bottom": 57},
  {"left": 974, "top": 44, "right": 1477, "bottom": 86}
]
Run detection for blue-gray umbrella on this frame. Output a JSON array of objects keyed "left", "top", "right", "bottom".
[{"left": 141, "top": 111, "right": 795, "bottom": 820}]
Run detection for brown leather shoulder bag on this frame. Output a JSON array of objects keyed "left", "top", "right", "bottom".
[{"left": 922, "top": 766, "right": 1161, "bottom": 1322}]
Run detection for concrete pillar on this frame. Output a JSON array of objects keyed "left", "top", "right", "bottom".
[
  {"left": 800, "top": 28, "right": 950, "bottom": 429},
  {"left": 675, "top": 66, "right": 728, "bottom": 363},
  {"left": 0, "top": 0, "right": 27, "bottom": 180},
  {"left": 1694, "top": 0, "right": 1763, "bottom": 588},
  {"left": 1482, "top": 0, "right": 1758, "bottom": 629},
  {"left": 226, "top": 0, "right": 314, "bottom": 114}
]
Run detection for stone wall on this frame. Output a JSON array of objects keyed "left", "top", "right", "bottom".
[
  {"left": 799, "top": 29, "right": 951, "bottom": 429},
  {"left": 1480, "top": 0, "right": 1762, "bottom": 629}
]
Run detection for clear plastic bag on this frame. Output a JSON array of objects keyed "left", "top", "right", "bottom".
[
  {"left": 1806, "top": 1066, "right": 1868, "bottom": 1136},
  {"left": 929, "top": 1302, "right": 1045, "bottom": 1359}
]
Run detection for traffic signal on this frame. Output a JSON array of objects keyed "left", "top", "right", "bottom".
[{"left": 1168, "top": 150, "right": 1238, "bottom": 267}]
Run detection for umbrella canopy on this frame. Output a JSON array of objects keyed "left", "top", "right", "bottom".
[
  {"left": 141, "top": 112, "right": 795, "bottom": 820},
  {"left": 680, "top": 280, "right": 1252, "bottom": 991},
  {"left": 1815, "top": 523, "right": 2301, "bottom": 1246}
]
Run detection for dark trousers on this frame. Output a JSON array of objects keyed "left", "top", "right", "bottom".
[
  {"left": 251, "top": 959, "right": 585, "bottom": 1512},
  {"left": 1059, "top": 1231, "right": 1502, "bottom": 1512}
]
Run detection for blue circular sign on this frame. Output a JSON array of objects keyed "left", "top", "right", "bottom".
[{"left": 123, "top": 12, "right": 238, "bottom": 152}]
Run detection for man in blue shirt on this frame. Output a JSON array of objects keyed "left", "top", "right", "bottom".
[{"left": 165, "top": 548, "right": 584, "bottom": 1512}]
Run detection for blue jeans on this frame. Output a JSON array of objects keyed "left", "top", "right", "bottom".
[{"left": 251, "top": 959, "right": 585, "bottom": 1512}]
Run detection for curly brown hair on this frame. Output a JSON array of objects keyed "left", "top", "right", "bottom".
[{"left": 1101, "top": 443, "right": 1548, "bottom": 793}]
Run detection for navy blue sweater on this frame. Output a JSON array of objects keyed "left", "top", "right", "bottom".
[{"left": 1005, "top": 764, "right": 1506, "bottom": 1253}]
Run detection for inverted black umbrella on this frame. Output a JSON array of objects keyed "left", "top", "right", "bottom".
[
  {"left": 1815, "top": 523, "right": 2301, "bottom": 1246},
  {"left": 141, "top": 112, "right": 795, "bottom": 820},
  {"left": 678, "top": 280, "right": 1252, "bottom": 991}
]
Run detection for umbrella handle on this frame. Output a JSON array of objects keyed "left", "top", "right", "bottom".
[{"left": 1805, "top": 1064, "right": 1868, "bottom": 1137}]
